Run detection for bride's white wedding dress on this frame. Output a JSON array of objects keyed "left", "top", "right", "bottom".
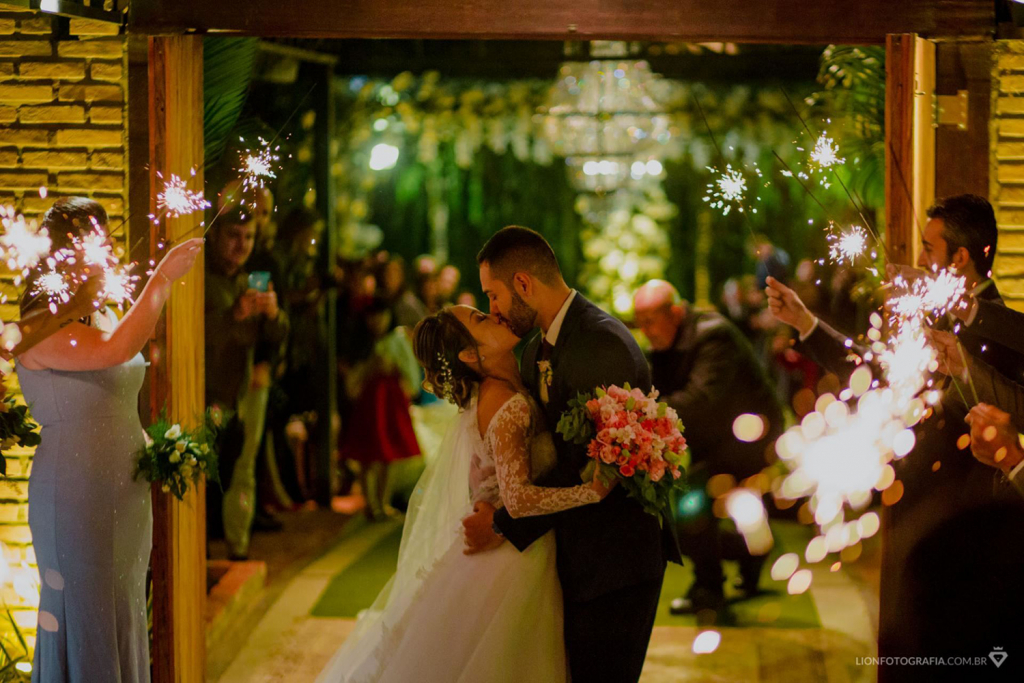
[{"left": 316, "top": 392, "right": 601, "bottom": 683}]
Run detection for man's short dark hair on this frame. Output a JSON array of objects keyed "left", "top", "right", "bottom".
[
  {"left": 926, "top": 194, "right": 998, "bottom": 275},
  {"left": 477, "top": 225, "right": 561, "bottom": 285}
]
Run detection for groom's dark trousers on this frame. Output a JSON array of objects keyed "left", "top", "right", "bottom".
[{"left": 493, "top": 295, "right": 681, "bottom": 683}]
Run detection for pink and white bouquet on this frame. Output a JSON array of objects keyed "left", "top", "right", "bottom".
[{"left": 557, "top": 384, "right": 689, "bottom": 519}]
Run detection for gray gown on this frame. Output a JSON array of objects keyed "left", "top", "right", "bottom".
[{"left": 18, "top": 353, "right": 151, "bottom": 683}]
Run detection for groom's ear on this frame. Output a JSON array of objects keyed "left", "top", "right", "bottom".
[
  {"left": 458, "top": 347, "right": 480, "bottom": 365},
  {"left": 512, "top": 272, "right": 532, "bottom": 297}
]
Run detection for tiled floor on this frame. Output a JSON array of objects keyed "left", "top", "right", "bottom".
[{"left": 212, "top": 518, "right": 878, "bottom": 683}]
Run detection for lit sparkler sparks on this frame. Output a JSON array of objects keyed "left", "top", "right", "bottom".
[
  {"left": 827, "top": 225, "right": 869, "bottom": 265},
  {"left": 73, "top": 227, "right": 116, "bottom": 267},
  {"left": 703, "top": 164, "right": 761, "bottom": 216},
  {"left": 32, "top": 265, "right": 71, "bottom": 314},
  {"left": 888, "top": 269, "right": 968, "bottom": 322},
  {"left": 239, "top": 137, "right": 280, "bottom": 194},
  {"left": 101, "top": 264, "right": 139, "bottom": 309},
  {"left": 154, "top": 170, "right": 211, "bottom": 220},
  {"left": 0, "top": 205, "right": 52, "bottom": 276},
  {"left": 809, "top": 132, "right": 844, "bottom": 170}
]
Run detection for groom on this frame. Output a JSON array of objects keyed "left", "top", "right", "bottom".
[{"left": 463, "top": 226, "right": 681, "bottom": 682}]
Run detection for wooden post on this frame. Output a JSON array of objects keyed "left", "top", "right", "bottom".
[
  {"left": 131, "top": 34, "right": 207, "bottom": 683},
  {"left": 881, "top": 33, "right": 936, "bottom": 682},
  {"left": 886, "top": 33, "right": 918, "bottom": 266}
]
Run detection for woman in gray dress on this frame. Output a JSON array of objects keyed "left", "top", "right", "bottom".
[{"left": 16, "top": 197, "right": 202, "bottom": 682}]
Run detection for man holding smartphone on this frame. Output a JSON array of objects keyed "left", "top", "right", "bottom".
[{"left": 205, "top": 201, "right": 288, "bottom": 559}]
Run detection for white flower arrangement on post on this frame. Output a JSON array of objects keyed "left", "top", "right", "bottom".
[{"left": 134, "top": 407, "right": 222, "bottom": 501}]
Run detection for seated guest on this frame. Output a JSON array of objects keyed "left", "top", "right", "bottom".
[
  {"left": 205, "top": 203, "right": 288, "bottom": 558},
  {"left": 633, "top": 280, "right": 784, "bottom": 622}
]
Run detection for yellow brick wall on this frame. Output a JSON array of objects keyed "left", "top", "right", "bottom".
[
  {"left": 0, "top": 9, "right": 128, "bottom": 641},
  {"left": 991, "top": 42, "right": 1024, "bottom": 312}
]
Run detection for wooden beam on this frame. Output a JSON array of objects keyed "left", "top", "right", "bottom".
[
  {"left": 129, "top": 0, "right": 994, "bottom": 43},
  {"left": 144, "top": 34, "right": 207, "bottom": 683},
  {"left": 886, "top": 33, "right": 918, "bottom": 266}
]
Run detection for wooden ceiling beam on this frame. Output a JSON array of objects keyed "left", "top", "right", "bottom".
[{"left": 129, "top": 0, "right": 995, "bottom": 43}]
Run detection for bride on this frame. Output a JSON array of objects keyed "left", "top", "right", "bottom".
[{"left": 316, "top": 305, "right": 613, "bottom": 683}]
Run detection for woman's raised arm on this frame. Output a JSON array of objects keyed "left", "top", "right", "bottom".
[{"left": 18, "top": 238, "right": 203, "bottom": 372}]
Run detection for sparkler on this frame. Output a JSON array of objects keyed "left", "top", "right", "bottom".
[
  {"left": 809, "top": 132, "right": 844, "bottom": 171},
  {"left": 239, "top": 136, "right": 280, "bottom": 195},
  {"left": 827, "top": 224, "right": 869, "bottom": 265},
  {"left": 32, "top": 264, "right": 71, "bottom": 314},
  {"left": 888, "top": 269, "right": 968, "bottom": 323},
  {"left": 153, "top": 170, "right": 210, "bottom": 221},
  {"left": 101, "top": 263, "right": 139, "bottom": 309},
  {"left": 73, "top": 227, "right": 116, "bottom": 267},
  {"left": 703, "top": 163, "right": 762, "bottom": 216},
  {"left": 0, "top": 205, "right": 52, "bottom": 277}
]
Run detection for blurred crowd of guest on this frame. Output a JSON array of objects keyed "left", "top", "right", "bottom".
[
  {"left": 717, "top": 235, "right": 865, "bottom": 418},
  {"left": 203, "top": 182, "right": 472, "bottom": 559}
]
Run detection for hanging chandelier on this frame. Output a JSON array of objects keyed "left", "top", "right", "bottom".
[{"left": 544, "top": 52, "right": 671, "bottom": 191}]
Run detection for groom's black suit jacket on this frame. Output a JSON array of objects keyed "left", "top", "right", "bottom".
[{"left": 492, "top": 294, "right": 681, "bottom": 603}]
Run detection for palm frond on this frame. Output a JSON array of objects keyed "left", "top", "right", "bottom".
[
  {"left": 808, "top": 45, "right": 886, "bottom": 210},
  {"left": 203, "top": 37, "right": 260, "bottom": 166}
]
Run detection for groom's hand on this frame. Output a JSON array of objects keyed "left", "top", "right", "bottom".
[{"left": 462, "top": 501, "right": 504, "bottom": 555}]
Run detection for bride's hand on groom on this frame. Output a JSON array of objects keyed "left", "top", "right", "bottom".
[{"left": 462, "top": 501, "right": 504, "bottom": 555}]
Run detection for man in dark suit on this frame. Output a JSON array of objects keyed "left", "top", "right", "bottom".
[
  {"left": 461, "top": 226, "right": 680, "bottom": 683},
  {"left": 633, "top": 280, "right": 783, "bottom": 620},
  {"left": 766, "top": 194, "right": 1024, "bottom": 680}
]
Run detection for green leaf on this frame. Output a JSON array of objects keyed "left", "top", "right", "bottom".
[{"left": 203, "top": 37, "right": 260, "bottom": 166}]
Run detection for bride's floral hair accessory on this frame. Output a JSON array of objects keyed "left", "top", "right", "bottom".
[
  {"left": 435, "top": 351, "right": 456, "bottom": 401},
  {"left": 412, "top": 308, "right": 481, "bottom": 409}
]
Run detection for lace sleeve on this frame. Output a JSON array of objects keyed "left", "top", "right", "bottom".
[{"left": 487, "top": 394, "right": 601, "bottom": 518}]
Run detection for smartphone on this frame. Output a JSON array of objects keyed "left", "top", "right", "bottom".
[{"left": 248, "top": 271, "right": 271, "bottom": 293}]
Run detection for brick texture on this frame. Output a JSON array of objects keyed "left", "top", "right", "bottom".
[
  {"left": 19, "top": 104, "right": 86, "bottom": 124},
  {"left": 19, "top": 61, "right": 86, "bottom": 80},
  {"left": 56, "top": 39, "right": 122, "bottom": 59},
  {"left": 0, "top": 16, "right": 129, "bottom": 641},
  {"left": 90, "top": 62, "right": 122, "bottom": 81},
  {"left": 58, "top": 84, "right": 122, "bottom": 102},
  {"left": 991, "top": 42, "right": 1024, "bottom": 308}
]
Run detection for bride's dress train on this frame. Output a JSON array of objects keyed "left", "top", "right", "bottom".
[{"left": 316, "top": 393, "right": 600, "bottom": 683}]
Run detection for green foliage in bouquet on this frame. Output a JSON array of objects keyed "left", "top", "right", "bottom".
[
  {"left": 557, "top": 386, "right": 690, "bottom": 522},
  {"left": 0, "top": 610, "right": 31, "bottom": 682},
  {"left": 135, "top": 408, "right": 223, "bottom": 502},
  {"left": 0, "top": 388, "right": 41, "bottom": 478},
  {"left": 555, "top": 393, "right": 595, "bottom": 446}
]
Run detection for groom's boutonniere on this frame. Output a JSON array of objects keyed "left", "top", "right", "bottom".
[{"left": 537, "top": 360, "right": 553, "bottom": 388}]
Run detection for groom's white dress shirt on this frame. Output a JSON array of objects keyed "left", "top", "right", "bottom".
[{"left": 545, "top": 289, "right": 578, "bottom": 347}]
